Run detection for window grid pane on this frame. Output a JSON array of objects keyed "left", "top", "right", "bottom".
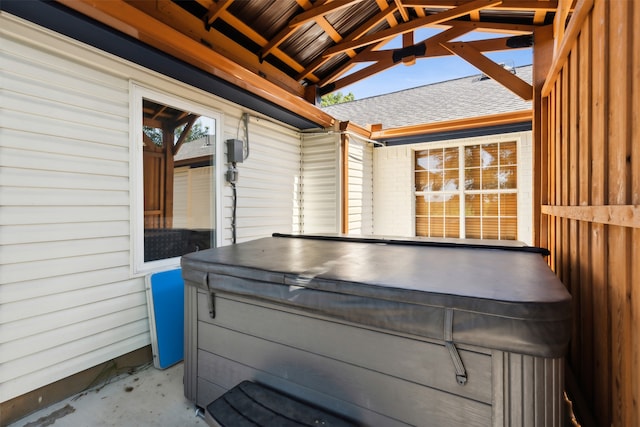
[{"left": 415, "top": 141, "right": 518, "bottom": 240}]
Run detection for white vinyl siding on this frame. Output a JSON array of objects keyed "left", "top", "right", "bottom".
[
  {"left": 173, "top": 166, "right": 215, "bottom": 229},
  {"left": 221, "top": 115, "right": 302, "bottom": 243},
  {"left": 0, "top": 14, "right": 316, "bottom": 403},
  {"left": 300, "top": 133, "right": 340, "bottom": 234},
  {"left": 372, "top": 145, "right": 415, "bottom": 237},
  {"left": 347, "top": 137, "right": 374, "bottom": 236},
  {"left": 0, "top": 16, "right": 143, "bottom": 402}
]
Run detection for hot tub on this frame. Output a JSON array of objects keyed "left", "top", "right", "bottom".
[{"left": 181, "top": 234, "right": 571, "bottom": 427}]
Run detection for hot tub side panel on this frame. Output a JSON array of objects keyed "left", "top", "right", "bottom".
[{"left": 185, "top": 286, "right": 529, "bottom": 426}]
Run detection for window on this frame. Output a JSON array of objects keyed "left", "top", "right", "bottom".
[
  {"left": 132, "top": 86, "right": 220, "bottom": 272},
  {"left": 415, "top": 141, "right": 518, "bottom": 240}
]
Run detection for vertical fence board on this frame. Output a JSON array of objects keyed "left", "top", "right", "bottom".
[
  {"left": 561, "top": 64, "right": 570, "bottom": 286},
  {"left": 576, "top": 14, "right": 594, "bottom": 402},
  {"left": 567, "top": 49, "right": 580, "bottom": 369},
  {"left": 550, "top": 83, "right": 558, "bottom": 273},
  {"left": 589, "top": 1, "right": 609, "bottom": 424},
  {"left": 533, "top": 25, "right": 554, "bottom": 249},
  {"left": 548, "top": 89, "right": 556, "bottom": 271},
  {"left": 606, "top": 2, "right": 632, "bottom": 425},
  {"left": 540, "top": 96, "right": 550, "bottom": 251},
  {"left": 631, "top": 3, "right": 640, "bottom": 427},
  {"left": 542, "top": 2, "right": 638, "bottom": 425},
  {"left": 555, "top": 77, "right": 563, "bottom": 279}
]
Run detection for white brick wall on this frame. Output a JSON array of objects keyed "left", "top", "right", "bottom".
[
  {"left": 373, "top": 131, "right": 534, "bottom": 245},
  {"left": 373, "top": 145, "right": 414, "bottom": 237},
  {"left": 516, "top": 132, "right": 534, "bottom": 245}
]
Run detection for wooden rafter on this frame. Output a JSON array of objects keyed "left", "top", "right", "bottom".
[
  {"left": 204, "top": 0, "right": 233, "bottom": 27},
  {"left": 296, "top": 2, "right": 399, "bottom": 81},
  {"left": 58, "top": 0, "right": 334, "bottom": 126},
  {"left": 173, "top": 115, "right": 198, "bottom": 156},
  {"left": 131, "top": 0, "right": 304, "bottom": 96},
  {"left": 318, "top": 9, "right": 537, "bottom": 90},
  {"left": 394, "top": 0, "right": 410, "bottom": 22},
  {"left": 322, "top": 0, "right": 502, "bottom": 58},
  {"left": 142, "top": 132, "right": 156, "bottom": 148},
  {"left": 321, "top": 25, "right": 470, "bottom": 89},
  {"left": 291, "top": 0, "right": 364, "bottom": 28},
  {"left": 151, "top": 105, "right": 168, "bottom": 121},
  {"left": 533, "top": 9, "right": 548, "bottom": 24},
  {"left": 439, "top": 19, "right": 536, "bottom": 34},
  {"left": 260, "top": 0, "right": 362, "bottom": 62},
  {"left": 220, "top": 11, "right": 306, "bottom": 74},
  {"left": 402, "top": 32, "right": 416, "bottom": 65},
  {"left": 402, "top": 0, "right": 558, "bottom": 11},
  {"left": 346, "top": 34, "right": 527, "bottom": 64},
  {"left": 62, "top": 0, "right": 562, "bottom": 105},
  {"left": 326, "top": 30, "right": 533, "bottom": 93},
  {"left": 441, "top": 41, "right": 533, "bottom": 100}
]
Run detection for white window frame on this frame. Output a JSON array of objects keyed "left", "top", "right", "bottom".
[
  {"left": 414, "top": 138, "right": 520, "bottom": 240},
  {"left": 130, "top": 83, "right": 222, "bottom": 275}
]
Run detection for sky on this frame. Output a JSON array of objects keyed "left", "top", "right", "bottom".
[{"left": 338, "top": 28, "right": 533, "bottom": 100}]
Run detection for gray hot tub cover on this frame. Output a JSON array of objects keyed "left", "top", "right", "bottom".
[{"left": 181, "top": 234, "right": 571, "bottom": 358}]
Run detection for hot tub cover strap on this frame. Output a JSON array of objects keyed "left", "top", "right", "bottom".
[{"left": 444, "top": 308, "right": 467, "bottom": 385}]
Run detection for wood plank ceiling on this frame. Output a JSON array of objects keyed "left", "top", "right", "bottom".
[{"left": 59, "top": 0, "right": 561, "bottom": 106}]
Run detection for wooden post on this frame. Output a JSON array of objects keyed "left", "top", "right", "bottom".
[
  {"left": 163, "top": 122, "right": 174, "bottom": 229},
  {"left": 533, "top": 25, "right": 553, "bottom": 248},
  {"left": 340, "top": 122, "right": 350, "bottom": 234}
]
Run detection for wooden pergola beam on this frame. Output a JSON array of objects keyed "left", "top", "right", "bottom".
[
  {"left": 260, "top": 0, "right": 363, "bottom": 61},
  {"left": 322, "top": 25, "right": 472, "bottom": 91},
  {"left": 296, "top": 2, "right": 399, "bottom": 81},
  {"left": 327, "top": 36, "right": 530, "bottom": 91},
  {"left": 204, "top": 0, "right": 233, "bottom": 27},
  {"left": 441, "top": 19, "right": 536, "bottom": 34},
  {"left": 440, "top": 41, "right": 533, "bottom": 100},
  {"left": 137, "top": 0, "right": 305, "bottom": 96},
  {"left": 173, "top": 115, "right": 198, "bottom": 156},
  {"left": 394, "top": 0, "right": 411, "bottom": 21},
  {"left": 57, "top": 0, "right": 335, "bottom": 127},
  {"left": 290, "top": 0, "right": 364, "bottom": 27},
  {"left": 323, "top": 0, "right": 502, "bottom": 58},
  {"left": 220, "top": 10, "right": 307, "bottom": 75},
  {"left": 402, "top": 0, "right": 558, "bottom": 11}
]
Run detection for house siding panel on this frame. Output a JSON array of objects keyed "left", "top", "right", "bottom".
[
  {"left": 0, "top": 17, "right": 141, "bottom": 403},
  {"left": 0, "top": 14, "right": 311, "bottom": 404},
  {"left": 221, "top": 115, "right": 302, "bottom": 243},
  {"left": 347, "top": 137, "right": 374, "bottom": 235},
  {"left": 301, "top": 133, "right": 340, "bottom": 234},
  {"left": 373, "top": 145, "right": 418, "bottom": 237}
]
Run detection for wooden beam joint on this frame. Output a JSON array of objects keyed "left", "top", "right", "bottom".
[{"left": 441, "top": 41, "right": 533, "bottom": 100}]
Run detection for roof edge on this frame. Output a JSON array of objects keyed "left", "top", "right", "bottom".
[
  {"left": 372, "top": 110, "right": 532, "bottom": 141},
  {"left": 2, "top": 0, "right": 333, "bottom": 130}
]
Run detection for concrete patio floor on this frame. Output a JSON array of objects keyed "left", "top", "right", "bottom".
[{"left": 7, "top": 362, "right": 203, "bottom": 427}]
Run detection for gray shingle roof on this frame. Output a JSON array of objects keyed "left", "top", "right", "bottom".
[
  {"left": 175, "top": 136, "right": 215, "bottom": 162},
  {"left": 322, "top": 65, "right": 532, "bottom": 129}
]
